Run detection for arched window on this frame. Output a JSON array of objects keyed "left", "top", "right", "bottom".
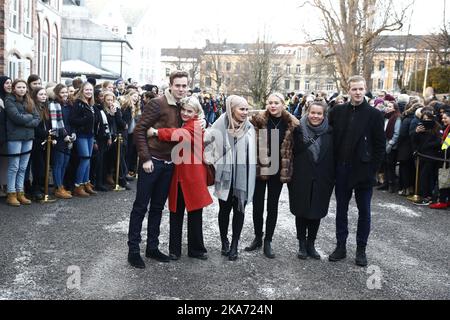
[
  {"left": 41, "top": 20, "right": 50, "bottom": 82},
  {"left": 51, "top": 24, "right": 59, "bottom": 82},
  {"left": 8, "top": 54, "right": 21, "bottom": 79}
]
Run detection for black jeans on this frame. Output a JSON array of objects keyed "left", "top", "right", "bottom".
[
  {"left": 218, "top": 188, "right": 245, "bottom": 243},
  {"left": 335, "top": 164, "right": 372, "bottom": 247},
  {"left": 385, "top": 150, "right": 398, "bottom": 184},
  {"left": 296, "top": 217, "right": 321, "bottom": 241},
  {"left": 399, "top": 158, "right": 415, "bottom": 190},
  {"left": 252, "top": 175, "right": 283, "bottom": 241},
  {"left": 169, "top": 185, "right": 207, "bottom": 257},
  {"left": 419, "top": 161, "right": 438, "bottom": 198},
  {"left": 31, "top": 143, "right": 45, "bottom": 192},
  {"left": 127, "top": 133, "right": 138, "bottom": 174},
  {"left": 127, "top": 159, "right": 174, "bottom": 253}
]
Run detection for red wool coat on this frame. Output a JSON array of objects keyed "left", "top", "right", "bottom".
[{"left": 158, "top": 119, "right": 213, "bottom": 213}]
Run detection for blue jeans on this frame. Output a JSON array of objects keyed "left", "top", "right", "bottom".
[
  {"left": 75, "top": 137, "right": 94, "bottom": 185},
  {"left": 127, "top": 159, "right": 174, "bottom": 252},
  {"left": 52, "top": 149, "right": 71, "bottom": 188},
  {"left": 7, "top": 140, "right": 33, "bottom": 193},
  {"left": 335, "top": 163, "right": 373, "bottom": 247}
]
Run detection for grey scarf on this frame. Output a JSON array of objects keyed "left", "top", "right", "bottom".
[
  {"left": 210, "top": 114, "right": 252, "bottom": 212},
  {"left": 300, "top": 116, "right": 329, "bottom": 163}
]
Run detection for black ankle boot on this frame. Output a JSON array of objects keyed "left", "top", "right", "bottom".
[
  {"left": 297, "top": 240, "right": 307, "bottom": 260},
  {"left": 355, "top": 245, "right": 368, "bottom": 267},
  {"left": 128, "top": 252, "right": 145, "bottom": 269},
  {"left": 228, "top": 239, "right": 238, "bottom": 261},
  {"left": 306, "top": 239, "right": 321, "bottom": 260},
  {"left": 328, "top": 243, "right": 347, "bottom": 262},
  {"left": 244, "top": 235, "right": 263, "bottom": 252},
  {"left": 221, "top": 238, "right": 230, "bottom": 256},
  {"left": 263, "top": 240, "right": 275, "bottom": 259}
]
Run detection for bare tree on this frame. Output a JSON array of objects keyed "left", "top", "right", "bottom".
[
  {"left": 239, "top": 40, "right": 285, "bottom": 108},
  {"left": 301, "top": 0, "right": 412, "bottom": 91},
  {"left": 423, "top": 22, "right": 450, "bottom": 68}
]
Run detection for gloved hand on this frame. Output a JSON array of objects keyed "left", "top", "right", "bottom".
[
  {"left": 49, "top": 129, "right": 57, "bottom": 136},
  {"left": 64, "top": 135, "right": 71, "bottom": 143},
  {"left": 386, "top": 143, "right": 392, "bottom": 154},
  {"left": 70, "top": 133, "right": 77, "bottom": 142}
]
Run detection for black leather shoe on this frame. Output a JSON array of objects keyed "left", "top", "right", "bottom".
[
  {"left": 306, "top": 239, "right": 321, "bottom": 260},
  {"left": 355, "top": 245, "right": 368, "bottom": 267},
  {"left": 95, "top": 185, "right": 109, "bottom": 192},
  {"left": 297, "top": 240, "right": 307, "bottom": 260},
  {"left": 328, "top": 244, "right": 347, "bottom": 262},
  {"left": 169, "top": 253, "right": 180, "bottom": 261},
  {"left": 228, "top": 240, "right": 238, "bottom": 261},
  {"left": 244, "top": 236, "right": 262, "bottom": 252},
  {"left": 128, "top": 252, "right": 145, "bottom": 269},
  {"left": 221, "top": 239, "right": 230, "bottom": 256},
  {"left": 263, "top": 240, "right": 275, "bottom": 259},
  {"left": 188, "top": 253, "right": 208, "bottom": 261},
  {"left": 145, "top": 249, "right": 170, "bottom": 263}
]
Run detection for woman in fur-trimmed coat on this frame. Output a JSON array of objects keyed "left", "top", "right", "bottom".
[{"left": 244, "top": 93, "right": 299, "bottom": 259}]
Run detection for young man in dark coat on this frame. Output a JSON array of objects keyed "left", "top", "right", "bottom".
[
  {"left": 127, "top": 71, "right": 188, "bottom": 268},
  {"left": 328, "top": 75, "right": 385, "bottom": 267}
]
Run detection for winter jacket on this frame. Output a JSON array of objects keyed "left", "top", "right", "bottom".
[{"left": 5, "top": 95, "right": 40, "bottom": 141}]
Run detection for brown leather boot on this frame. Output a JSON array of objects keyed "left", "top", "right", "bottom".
[
  {"left": 16, "top": 192, "right": 32, "bottom": 205},
  {"left": 55, "top": 187, "right": 72, "bottom": 199},
  {"left": 84, "top": 182, "right": 97, "bottom": 195},
  {"left": 62, "top": 186, "right": 72, "bottom": 196},
  {"left": 73, "top": 185, "right": 90, "bottom": 197},
  {"left": 7, "top": 193, "right": 21, "bottom": 207}
]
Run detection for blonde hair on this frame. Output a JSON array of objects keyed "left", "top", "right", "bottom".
[
  {"left": 119, "top": 89, "right": 141, "bottom": 118},
  {"left": 267, "top": 93, "right": 285, "bottom": 105},
  {"left": 75, "top": 82, "right": 95, "bottom": 106},
  {"left": 181, "top": 96, "right": 204, "bottom": 120}
]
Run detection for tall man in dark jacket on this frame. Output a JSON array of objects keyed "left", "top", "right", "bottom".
[
  {"left": 127, "top": 71, "right": 188, "bottom": 268},
  {"left": 328, "top": 76, "right": 385, "bottom": 267}
]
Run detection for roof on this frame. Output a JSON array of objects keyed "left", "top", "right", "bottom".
[
  {"left": 61, "top": 17, "right": 133, "bottom": 48},
  {"left": 376, "top": 35, "right": 428, "bottom": 50},
  {"left": 84, "top": 0, "right": 149, "bottom": 27},
  {"left": 161, "top": 48, "right": 203, "bottom": 59},
  {"left": 61, "top": 59, "right": 120, "bottom": 79}
]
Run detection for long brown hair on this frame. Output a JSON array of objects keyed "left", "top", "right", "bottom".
[
  {"left": 31, "top": 87, "right": 49, "bottom": 121},
  {"left": 11, "top": 79, "right": 35, "bottom": 114},
  {"left": 53, "top": 84, "right": 68, "bottom": 105}
]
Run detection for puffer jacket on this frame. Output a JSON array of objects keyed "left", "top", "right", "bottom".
[{"left": 5, "top": 95, "right": 40, "bottom": 141}]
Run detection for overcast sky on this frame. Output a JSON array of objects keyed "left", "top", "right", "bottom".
[{"left": 145, "top": 0, "right": 448, "bottom": 47}]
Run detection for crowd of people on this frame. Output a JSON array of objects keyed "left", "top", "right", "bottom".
[{"left": 1, "top": 71, "right": 449, "bottom": 270}]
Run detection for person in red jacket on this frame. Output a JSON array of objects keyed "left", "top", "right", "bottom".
[{"left": 148, "top": 96, "right": 213, "bottom": 260}]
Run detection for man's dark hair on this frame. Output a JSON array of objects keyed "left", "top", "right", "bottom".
[{"left": 169, "top": 71, "right": 189, "bottom": 85}]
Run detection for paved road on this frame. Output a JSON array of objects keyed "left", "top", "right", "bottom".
[{"left": 0, "top": 181, "right": 448, "bottom": 300}]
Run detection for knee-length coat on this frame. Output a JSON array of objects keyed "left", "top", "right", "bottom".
[{"left": 288, "top": 126, "right": 335, "bottom": 220}]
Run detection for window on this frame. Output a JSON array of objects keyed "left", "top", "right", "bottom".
[
  {"left": 51, "top": 25, "right": 58, "bottom": 82},
  {"left": 41, "top": 25, "right": 49, "bottom": 82},
  {"left": 315, "top": 65, "right": 323, "bottom": 74},
  {"left": 8, "top": 54, "right": 20, "bottom": 79},
  {"left": 296, "top": 65, "right": 301, "bottom": 74},
  {"left": 205, "top": 77, "right": 212, "bottom": 87},
  {"left": 225, "top": 77, "right": 231, "bottom": 86},
  {"left": 305, "top": 80, "right": 310, "bottom": 91},
  {"left": 273, "top": 64, "right": 280, "bottom": 73},
  {"left": 24, "top": 0, "right": 32, "bottom": 36},
  {"left": 10, "top": 0, "right": 19, "bottom": 31},
  {"left": 295, "top": 80, "right": 300, "bottom": 90},
  {"left": 395, "top": 60, "right": 404, "bottom": 72},
  {"left": 165, "top": 68, "right": 170, "bottom": 77},
  {"left": 235, "top": 63, "right": 240, "bottom": 73},
  {"left": 379, "top": 61, "right": 385, "bottom": 71},
  {"left": 285, "top": 80, "right": 290, "bottom": 90},
  {"left": 305, "top": 64, "right": 311, "bottom": 75},
  {"left": 226, "top": 63, "right": 231, "bottom": 72},
  {"left": 315, "top": 81, "right": 321, "bottom": 91},
  {"left": 286, "top": 64, "right": 291, "bottom": 75},
  {"left": 206, "top": 62, "right": 212, "bottom": 72},
  {"left": 326, "top": 81, "right": 334, "bottom": 91},
  {"left": 51, "top": 37, "right": 57, "bottom": 82},
  {"left": 327, "top": 64, "right": 335, "bottom": 75},
  {"left": 377, "top": 79, "right": 384, "bottom": 90}
]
